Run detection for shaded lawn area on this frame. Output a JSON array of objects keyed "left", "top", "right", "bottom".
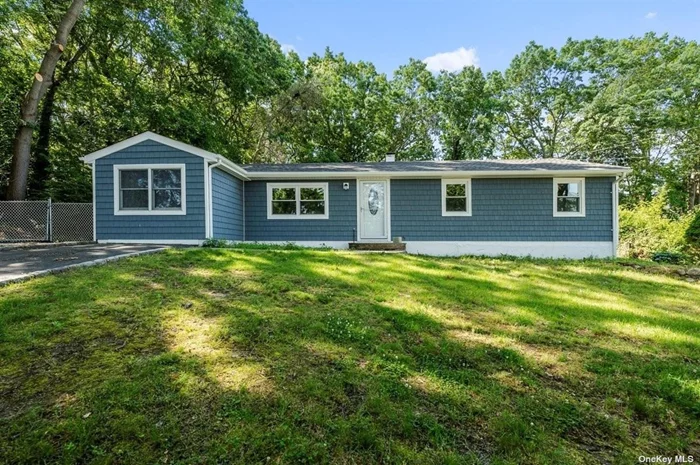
[{"left": 0, "top": 248, "right": 698, "bottom": 464}]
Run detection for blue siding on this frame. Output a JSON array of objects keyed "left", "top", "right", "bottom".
[
  {"left": 95, "top": 140, "right": 206, "bottom": 241},
  {"left": 391, "top": 177, "right": 614, "bottom": 242},
  {"left": 212, "top": 168, "right": 244, "bottom": 240},
  {"left": 245, "top": 180, "right": 357, "bottom": 241}
]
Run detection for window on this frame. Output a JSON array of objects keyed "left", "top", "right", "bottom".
[
  {"left": 113, "top": 164, "right": 186, "bottom": 215},
  {"left": 267, "top": 183, "right": 328, "bottom": 219},
  {"left": 152, "top": 168, "right": 183, "bottom": 210},
  {"left": 553, "top": 178, "right": 585, "bottom": 217},
  {"left": 119, "top": 169, "right": 148, "bottom": 210},
  {"left": 442, "top": 179, "right": 472, "bottom": 216}
]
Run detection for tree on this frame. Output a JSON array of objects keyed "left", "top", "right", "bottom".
[
  {"left": 385, "top": 59, "right": 437, "bottom": 160},
  {"left": 1, "top": 0, "right": 291, "bottom": 200},
  {"left": 435, "top": 66, "right": 497, "bottom": 160},
  {"left": 491, "top": 41, "right": 588, "bottom": 159},
  {"left": 267, "top": 50, "right": 394, "bottom": 163},
  {"left": 571, "top": 34, "right": 697, "bottom": 206},
  {"left": 6, "top": 0, "right": 86, "bottom": 200}
]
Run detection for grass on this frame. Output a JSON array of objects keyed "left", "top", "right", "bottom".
[{"left": 0, "top": 247, "right": 698, "bottom": 464}]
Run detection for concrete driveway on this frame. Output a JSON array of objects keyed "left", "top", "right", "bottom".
[{"left": 0, "top": 243, "right": 167, "bottom": 284}]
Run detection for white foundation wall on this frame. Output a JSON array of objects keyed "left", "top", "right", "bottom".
[{"left": 404, "top": 241, "right": 614, "bottom": 258}]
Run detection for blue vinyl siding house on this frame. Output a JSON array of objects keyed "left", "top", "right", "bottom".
[{"left": 81, "top": 132, "right": 631, "bottom": 258}]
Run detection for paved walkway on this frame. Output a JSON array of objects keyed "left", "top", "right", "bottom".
[{"left": 0, "top": 243, "right": 166, "bottom": 284}]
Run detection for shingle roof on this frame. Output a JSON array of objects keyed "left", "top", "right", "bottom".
[{"left": 242, "top": 158, "right": 628, "bottom": 173}]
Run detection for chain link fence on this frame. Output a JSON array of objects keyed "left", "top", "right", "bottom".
[
  {"left": 0, "top": 200, "right": 92, "bottom": 242},
  {"left": 51, "top": 202, "right": 93, "bottom": 242}
]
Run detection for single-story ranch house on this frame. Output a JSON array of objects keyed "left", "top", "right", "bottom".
[{"left": 80, "top": 132, "right": 631, "bottom": 258}]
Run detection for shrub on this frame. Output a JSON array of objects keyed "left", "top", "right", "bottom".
[
  {"left": 651, "top": 251, "right": 687, "bottom": 264},
  {"left": 685, "top": 209, "right": 700, "bottom": 246},
  {"left": 202, "top": 238, "right": 230, "bottom": 248},
  {"left": 618, "top": 189, "right": 696, "bottom": 261}
]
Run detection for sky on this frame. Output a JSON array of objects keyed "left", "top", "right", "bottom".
[{"left": 245, "top": 0, "right": 700, "bottom": 75}]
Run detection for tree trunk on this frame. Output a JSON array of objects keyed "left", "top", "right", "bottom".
[
  {"left": 451, "top": 138, "right": 461, "bottom": 161},
  {"left": 6, "top": 0, "right": 86, "bottom": 200},
  {"left": 29, "top": 72, "right": 58, "bottom": 198},
  {"left": 29, "top": 42, "right": 89, "bottom": 198}
]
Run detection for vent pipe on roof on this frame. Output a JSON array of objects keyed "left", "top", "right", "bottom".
[{"left": 385, "top": 153, "right": 395, "bottom": 162}]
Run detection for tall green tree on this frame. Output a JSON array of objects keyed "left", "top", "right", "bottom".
[
  {"left": 435, "top": 66, "right": 497, "bottom": 160},
  {"left": 491, "top": 41, "right": 588, "bottom": 159},
  {"left": 1, "top": 0, "right": 291, "bottom": 201},
  {"left": 385, "top": 59, "right": 437, "bottom": 160},
  {"left": 269, "top": 50, "right": 393, "bottom": 163},
  {"left": 6, "top": 0, "right": 85, "bottom": 200},
  {"left": 572, "top": 34, "right": 697, "bottom": 206}
]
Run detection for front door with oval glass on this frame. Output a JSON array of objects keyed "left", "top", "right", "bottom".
[{"left": 359, "top": 180, "right": 388, "bottom": 240}]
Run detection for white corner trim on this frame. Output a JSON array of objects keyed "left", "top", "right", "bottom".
[
  {"left": 91, "top": 162, "right": 96, "bottom": 241},
  {"left": 204, "top": 159, "right": 212, "bottom": 238},
  {"left": 612, "top": 178, "right": 619, "bottom": 258},
  {"left": 98, "top": 239, "right": 204, "bottom": 245},
  {"left": 441, "top": 178, "right": 472, "bottom": 216},
  {"left": 242, "top": 181, "right": 246, "bottom": 241},
  {"left": 404, "top": 241, "right": 614, "bottom": 258},
  {"left": 553, "top": 177, "right": 586, "bottom": 217},
  {"left": 386, "top": 179, "right": 392, "bottom": 241},
  {"left": 113, "top": 164, "right": 187, "bottom": 216},
  {"left": 266, "top": 182, "right": 329, "bottom": 220},
  {"left": 80, "top": 131, "right": 248, "bottom": 180}
]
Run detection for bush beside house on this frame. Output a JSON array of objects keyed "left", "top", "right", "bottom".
[{"left": 619, "top": 190, "right": 700, "bottom": 263}]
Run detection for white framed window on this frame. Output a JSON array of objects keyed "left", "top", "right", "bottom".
[
  {"left": 553, "top": 178, "right": 585, "bottom": 217},
  {"left": 441, "top": 179, "right": 472, "bottom": 216},
  {"left": 267, "top": 182, "right": 329, "bottom": 219},
  {"left": 113, "top": 164, "right": 186, "bottom": 215}
]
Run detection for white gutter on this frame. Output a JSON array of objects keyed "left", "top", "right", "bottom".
[
  {"left": 214, "top": 157, "right": 249, "bottom": 180},
  {"left": 245, "top": 168, "right": 632, "bottom": 180}
]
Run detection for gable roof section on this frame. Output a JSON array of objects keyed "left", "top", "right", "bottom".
[
  {"left": 80, "top": 132, "right": 249, "bottom": 180},
  {"left": 242, "top": 158, "right": 631, "bottom": 179}
]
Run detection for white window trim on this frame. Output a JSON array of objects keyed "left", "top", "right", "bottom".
[
  {"left": 113, "top": 164, "right": 187, "bottom": 216},
  {"left": 267, "top": 182, "right": 329, "bottom": 220},
  {"left": 441, "top": 179, "right": 472, "bottom": 217},
  {"left": 553, "top": 177, "right": 585, "bottom": 217}
]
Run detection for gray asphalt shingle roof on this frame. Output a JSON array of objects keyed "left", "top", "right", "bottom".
[{"left": 242, "top": 158, "right": 628, "bottom": 173}]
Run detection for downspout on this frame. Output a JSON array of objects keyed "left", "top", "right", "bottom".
[
  {"left": 242, "top": 180, "right": 245, "bottom": 242},
  {"left": 612, "top": 175, "right": 619, "bottom": 258},
  {"left": 91, "top": 162, "right": 96, "bottom": 242},
  {"left": 207, "top": 159, "right": 224, "bottom": 239}
]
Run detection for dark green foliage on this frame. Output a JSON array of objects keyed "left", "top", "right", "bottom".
[
  {"left": 651, "top": 251, "right": 687, "bottom": 264},
  {"left": 202, "top": 238, "right": 231, "bottom": 248},
  {"left": 685, "top": 209, "right": 700, "bottom": 245}
]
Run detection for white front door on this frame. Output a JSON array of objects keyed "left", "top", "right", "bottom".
[{"left": 359, "top": 180, "right": 389, "bottom": 240}]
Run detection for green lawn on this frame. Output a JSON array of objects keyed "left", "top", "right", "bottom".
[{"left": 0, "top": 248, "right": 698, "bottom": 464}]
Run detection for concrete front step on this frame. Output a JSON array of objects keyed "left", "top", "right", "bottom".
[{"left": 349, "top": 242, "right": 406, "bottom": 251}]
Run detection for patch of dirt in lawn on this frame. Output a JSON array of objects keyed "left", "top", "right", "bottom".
[
  {"left": 449, "top": 329, "right": 587, "bottom": 379},
  {"left": 164, "top": 311, "right": 271, "bottom": 394}
]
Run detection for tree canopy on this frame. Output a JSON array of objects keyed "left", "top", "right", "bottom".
[{"left": 1, "top": 2, "right": 698, "bottom": 210}]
